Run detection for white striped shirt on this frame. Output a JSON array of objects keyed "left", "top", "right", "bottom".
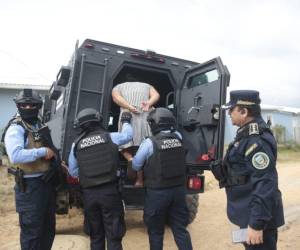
[{"left": 113, "top": 82, "right": 151, "bottom": 109}]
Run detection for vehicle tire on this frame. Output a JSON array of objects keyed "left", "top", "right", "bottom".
[{"left": 186, "top": 194, "right": 199, "bottom": 224}]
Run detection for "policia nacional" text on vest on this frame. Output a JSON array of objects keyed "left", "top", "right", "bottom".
[
  {"left": 144, "top": 132, "right": 186, "bottom": 188},
  {"left": 75, "top": 128, "right": 119, "bottom": 188}
]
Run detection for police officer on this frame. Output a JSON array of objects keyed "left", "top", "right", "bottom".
[
  {"left": 129, "top": 107, "right": 193, "bottom": 250},
  {"left": 68, "top": 108, "right": 133, "bottom": 250},
  {"left": 211, "top": 90, "right": 284, "bottom": 249},
  {"left": 3, "top": 89, "right": 56, "bottom": 250}
]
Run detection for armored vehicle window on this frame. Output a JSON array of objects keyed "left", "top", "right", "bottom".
[{"left": 187, "top": 69, "right": 218, "bottom": 88}]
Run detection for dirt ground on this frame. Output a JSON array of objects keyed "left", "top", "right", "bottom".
[{"left": 1, "top": 154, "right": 300, "bottom": 250}]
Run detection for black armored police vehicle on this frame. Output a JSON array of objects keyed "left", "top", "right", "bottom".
[{"left": 44, "top": 39, "right": 230, "bottom": 223}]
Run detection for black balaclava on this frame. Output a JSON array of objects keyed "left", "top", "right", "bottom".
[
  {"left": 14, "top": 89, "right": 42, "bottom": 125},
  {"left": 18, "top": 107, "right": 39, "bottom": 124}
]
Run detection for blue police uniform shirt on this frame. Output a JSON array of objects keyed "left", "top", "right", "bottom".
[
  {"left": 132, "top": 130, "right": 182, "bottom": 171},
  {"left": 225, "top": 116, "right": 284, "bottom": 230},
  {"left": 4, "top": 123, "right": 47, "bottom": 178},
  {"left": 68, "top": 123, "right": 133, "bottom": 178}
]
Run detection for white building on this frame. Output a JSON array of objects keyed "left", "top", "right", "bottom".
[
  {"left": 224, "top": 104, "right": 300, "bottom": 145},
  {"left": 0, "top": 83, "right": 50, "bottom": 132}
]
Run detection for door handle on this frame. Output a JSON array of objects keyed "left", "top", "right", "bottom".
[
  {"left": 194, "top": 94, "right": 202, "bottom": 106},
  {"left": 187, "top": 106, "right": 203, "bottom": 122}
]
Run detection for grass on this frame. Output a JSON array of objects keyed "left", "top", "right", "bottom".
[
  {"left": 0, "top": 166, "right": 15, "bottom": 214},
  {"left": 278, "top": 144, "right": 300, "bottom": 162},
  {"left": 224, "top": 143, "right": 300, "bottom": 162}
]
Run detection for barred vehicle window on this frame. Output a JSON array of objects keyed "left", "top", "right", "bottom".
[{"left": 187, "top": 69, "right": 219, "bottom": 88}]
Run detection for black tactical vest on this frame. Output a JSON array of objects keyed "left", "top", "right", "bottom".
[
  {"left": 144, "top": 132, "right": 186, "bottom": 188},
  {"left": 75, "top": 128, "right": 119, "bottom": 188}
]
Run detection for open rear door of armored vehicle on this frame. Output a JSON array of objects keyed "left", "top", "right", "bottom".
[{"left": 177, "top": 57, "right": 230, "bottom": 171}]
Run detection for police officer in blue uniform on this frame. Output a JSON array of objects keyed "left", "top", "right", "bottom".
[
  {"left": 3, "top": 89, "right": 57, "bottom": 250},
  {"left": 68, "top": 108, "right": 133, "bottom": 250},
  {"left": 211, "top": 90, "right": 284, "bottom": 250},
  {"left": 129, "top": 107, "right": 193, "bottom": 250}
]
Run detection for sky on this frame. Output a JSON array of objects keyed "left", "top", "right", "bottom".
[{"left": 0, "top": 0, "right": 300, "bottom": 108}]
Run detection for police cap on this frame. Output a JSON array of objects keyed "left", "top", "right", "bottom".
[{"left": 223, "top": 90, "right": 261, "bottom": 109}]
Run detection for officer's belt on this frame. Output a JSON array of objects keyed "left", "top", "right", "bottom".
[{"left": 224, "top": 175, "right": 248, "bottom": 187}]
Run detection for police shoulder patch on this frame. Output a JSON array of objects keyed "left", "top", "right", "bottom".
[
  {"left": 249, "top": 123, "right": 259, "bottom": 135},
  {"left": 251, "top": 152, "right": 270, "bottom": 170}
]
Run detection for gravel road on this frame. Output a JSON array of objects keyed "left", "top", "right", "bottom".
[{"left": 0, "top": 160, "right": 299, "bottom": 250}]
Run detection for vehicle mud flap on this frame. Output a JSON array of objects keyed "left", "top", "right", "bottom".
[
  {"left": 186, "top": 194, "right": 199, "bottom": 224},
  {"left": 56, "top": 189, "right": 69, "bottom": 214}
]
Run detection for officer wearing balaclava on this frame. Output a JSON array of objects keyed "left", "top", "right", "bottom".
[{"left": 3, "top": 89, "right": 57, "bottom": 250}]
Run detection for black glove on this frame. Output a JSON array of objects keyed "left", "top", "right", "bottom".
[
  {"left": 209, "top": 160, "right": 225, "bottom": 182},
  {"left": 120, "top": 112, "right": 132, "bottom": 124}
]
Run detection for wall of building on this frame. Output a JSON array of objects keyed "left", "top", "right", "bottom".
[
  {"left": 293, "top": 115, "right": 300, "bottom": 144},
  {"left": 0, "top": 89, "right": 19, "bottom": 131},
  {"left": 224, "top": 116, "right": 236, "bottom": 144},
  {"left": 0, "top": 89, "right": 48, "bottom": 135},
  {"left": 224, "top": 110, "right": 300, "bottom": 145},
  {"left": 262, "top": 111, "right": 294, "bottom": 141}
]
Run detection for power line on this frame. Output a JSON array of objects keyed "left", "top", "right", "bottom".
[{"left": 0, "top": 49, "right": 50, "bottom": 82}]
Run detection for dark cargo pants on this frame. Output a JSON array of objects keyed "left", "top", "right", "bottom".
[
  {"left": 15, "top": 177, "right": 56, "bottom": 250},
  {"left": 143, "top": 186, "right": 193, "bottom": 250},
  {"left": 82, "top": 182, "right": 125, "bottom": 250}
]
